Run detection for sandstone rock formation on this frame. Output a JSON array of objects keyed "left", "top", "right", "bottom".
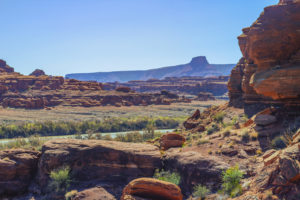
[
  {"left": 104, "top": 76, "right": 229, "bottom": 98},
  {"left": 0, "top": 62, "right": 190, "bottom": 109},
  {"left": 163, "top": 151, "right": 229, "bottom": 194},
  {"left": 228, "top": 0, "right": 300, "bottom": 116},
  {"left": 159, "top": 133, "right": 185, "bottom": 150},
  {"left": 121, "top": 178, "right": 183, "bottom": 200},
  {"left": 0, "top": 149, "right": 40, "bottom": 196},
  {"left": 30, "top": 69, "right": 46, "bottom": 77},
  {"left": 197, "top": 92, "right": 216, "bottom": 101},
  {"left": 38, "top": 139, "right": 162, "bottom": 189}
]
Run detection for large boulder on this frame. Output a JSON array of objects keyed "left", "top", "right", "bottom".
[
  {"left": 72, "top": 187, "right": 116, "bottom": 200},
  {"left": 163, "top": 151, "right": 229, "bottom": 194},
  {"left": 121, "top": 178, "right": 183, "bottom": 200},
  {"left": 37, "top": 139, "right": 162, "bottom": 189},
  {"left": 0, "top": 149, "right": 41, "bottom": 196},
  {"left": 160, "top": 133, "right": 185, "bottom": 150}
]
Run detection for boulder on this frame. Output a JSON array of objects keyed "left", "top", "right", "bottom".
[
  {"left": 72, "top": 187, "right": 116, "bottom": 200},
  {"left": 37, "top": 139, "right": 162, "bottom": 189},
  {"left": 121, "top": 178, "right": 183, "bottom": 200},
  {"left": 183, "top": 109, "right": 201, "bottom": 130},
  {"left": 160, "top": 133, "right": 185, "bottom": 150},
  {"left": 0, "top": 149, "right": 40, "bottom": 196}
]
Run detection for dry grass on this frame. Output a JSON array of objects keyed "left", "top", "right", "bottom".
[{"left": 0, "top": 100, "right": 226, "bottom": 124}]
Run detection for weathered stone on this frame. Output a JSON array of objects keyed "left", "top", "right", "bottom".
[
  {"left": 160, "top": 133, "right": 185, "bottom": 150},
  {"left": 121, "top": 178, "right": 183, "bottom": 200},
  {"left": 38, "top": 139, "right": 162, "bottom": 189},
  {"left": 163, "top": 151, "right": 229, "bottom": 193},
  {"left": 254, "top": 114, "right": 277, "bottom": 126},
  {"left": 0, "top": 149, "right": 40, "bottom": 196}
]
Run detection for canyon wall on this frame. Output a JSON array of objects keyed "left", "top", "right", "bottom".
[{"left": 228, "top": 0, "right": 300, "bottom": 116}]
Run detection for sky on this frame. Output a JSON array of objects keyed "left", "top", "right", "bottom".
[{"left": 0, "top": 0, "right": 277, "bottom": 76}]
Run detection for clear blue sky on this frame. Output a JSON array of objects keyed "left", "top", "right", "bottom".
[{"left": 0, "top": 0, "right": 277, "bottom": 76}]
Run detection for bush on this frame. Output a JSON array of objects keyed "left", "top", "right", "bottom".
[
  {"left": 48, "top": 166, "right": 71, "bottom": 193},
  {"left": 206, "top": 123, "right": 219, "bottom": 135},
  {"left": 221, "top": 165, "right": 243, "bottom": 198},
  {"left": 213, "top": 112, "right": 225, "bottom": 124},
  {"left": 193, "top": 184, "right": 210, "bottom": 199},
  {"left": 241, "top": 130, "right": 250, "bottom": 142},
  {"left": 153, "top": 169, "right": 181, "bottom": 185},
  {"left": 271, "top": 136, "right": 287, "bottom": 149}
]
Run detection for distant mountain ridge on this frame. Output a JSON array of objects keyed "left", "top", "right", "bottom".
[{"left": 65, "top": 56, "right": 235, "bottom": 83}]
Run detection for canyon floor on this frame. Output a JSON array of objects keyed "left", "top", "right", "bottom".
[{"left": 0, "top": 100, "right": 225, "bottom": 123}]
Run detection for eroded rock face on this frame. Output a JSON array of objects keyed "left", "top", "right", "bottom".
[
  {"left": 163, "top": 151, "right": 229, "bottom": 194},
  {"left": 0, "top": 63, "right": 190, "bottom": 109},
  {"left": 0, "top": 149, "right": 41, "bottom": 196},
  {"left": 228, "top": 1, "right": 300, "bottom": 115},
  {"left": 37, "top": 139, "right": 162, "bottom": 190},
  {"left": 121, "top": 178, "right": 183, "bottom": 200}
]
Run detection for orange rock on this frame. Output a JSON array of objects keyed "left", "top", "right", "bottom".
[
  {"left": 160, "top": 133, "right": 185, "bottom": 150},
  {"left": 121, "top": 178, "right": 183, "bottom": 200}
]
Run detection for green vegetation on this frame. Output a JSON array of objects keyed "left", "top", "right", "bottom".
[
  {"left": 0, "top": 135, "right": 45, "bottom": 150},
  {"left": 65, "top": 190, "right": 78, "bottom": 200},
  {"left": 271, "top": 136, "right": 287, "bottom": 149},
  {"left": 0, "top": 117, "right": 180, "bottom": 139},
  {"left": 48, "top": 166, "right": 71, "bottom": 193},
  {"left": 153, "top": 169, "right": 181, "bottom": 185},
  {"left": 213, "top": 112, "right": 225, "bottom": 124},
  {"left": 193, "top": 184, "right": 210, "bottom": 199},
  {"left": 221, "top": 165, "right": 243, "bottom": 198},
  {"left": 206, "top": 123, "right": 220, "bottom": 135},
  {"left": 241, "top": 130, "right": 250, "bottom": 142}
]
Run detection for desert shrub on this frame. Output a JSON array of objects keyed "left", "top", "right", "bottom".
[
  {"left": 48, "top": 166, "right": 71, "bottom": 193},
  {"left": 193, "top": 184, "right": 210, "bottom": 199},
  {"left": 65, "top": 190, "right": 78, "bottom": 200},
  {"left": 241, "top": 130, "right": 250, "bottom": 142},
  {"left": 213, "top": 112, "right": 225, "bottom": 124},
  {"left": 206, "top": 123, "right": 219, "bottom": 135},
  {"left": 197, "top": 139, "right": 209, "bottom": 145},
  {"left": 222, "top": 127, "right": 232, "bottom": 137},
  {"left": 271, "top": 136, "right": 287, "bottom": 149},
  {"left": 221, "top": 165, "right": 243, "bottom": 198},
  {"left": 153, "top": 169, "right": 181, "bottom": 185}
]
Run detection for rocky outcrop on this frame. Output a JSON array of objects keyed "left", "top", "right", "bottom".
[
  {"left": 228, "top": 0, "right": 300, "bottom": 116},
  {"left": 0, "top": 59, "right": 14, "bottom": 73},
  {"left": 236, "top": 142, "right": 300, "bottom": 200},
  {"left": 159, "top": 133, "right": 185, "bottom": 150},
  {"left": 72, "top": 187, "right": 117, "bottom": 200},
  {"left": 104, "top": 76, "right": 229, "bottom": 97},
  {"left": 0, "top": 62, "right": 190, "bottom": 109},
  {"left": 38, "top": 139, "right": 162, "bottom": 189},
  {"left": 30, "top": 69, "right": 46, "bottom": 77},
  {"left": 121, "top": 178, "right": 183, "bottom": 200},
  {"left": 0, "top": 149, "right": 40, "bottom": 196},
  {"left": 197, "top": 92, "right": 216, "bottom": 101},
  {"left": 163, "top": 150, "right": 229, "bottom": 194}
]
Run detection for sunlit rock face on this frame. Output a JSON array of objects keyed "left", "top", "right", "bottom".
[{"left": 228, "top": 0, "right": 300, "bottom": 116}]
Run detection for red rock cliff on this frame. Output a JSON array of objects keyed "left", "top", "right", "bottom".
[{"left": 228, "top": 0, "right": 300, "bottom": 116}]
